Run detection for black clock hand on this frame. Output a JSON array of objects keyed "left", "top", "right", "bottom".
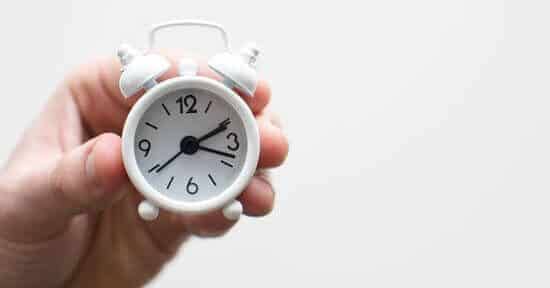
[
  {"left": 197, "top": 118, "right": 231, "bottom": 143},
  {"left": 155, "top": 119, "right": 232, "bottom": 173},
  {"left": 197, "top": 145, "right": 236, "bottom": 158},
  {"left": 155, "top": 150, "right": 185, "bottom": 173}
]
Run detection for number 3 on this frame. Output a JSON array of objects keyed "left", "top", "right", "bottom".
[{"left": 226, "top": 132, "right": 239, "bottom": 151}]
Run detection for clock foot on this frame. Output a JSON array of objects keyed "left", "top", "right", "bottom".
[
  {"left": 138, "top": 200, "right": 159, "bottom": 221},
  {"left": 222, "top": 200, "right": 243, "bottom": 221}
]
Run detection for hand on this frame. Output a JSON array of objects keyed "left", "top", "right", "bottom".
[{"left": 0, "top": 56, "right": 288, "bottom": 287}]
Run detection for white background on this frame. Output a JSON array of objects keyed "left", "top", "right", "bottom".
[{"left": 0, "top": 0, "right": 549, "bottom": 287}]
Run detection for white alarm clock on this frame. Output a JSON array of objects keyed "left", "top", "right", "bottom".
[{"left": 117, "top": 21, "right": 260, "bottom": 221}]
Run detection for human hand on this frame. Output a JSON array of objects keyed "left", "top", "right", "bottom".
[{"left": 0, "top": 56, "right": 288, "bottom": 287}]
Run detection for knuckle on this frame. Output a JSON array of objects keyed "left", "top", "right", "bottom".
[
  {"left": 192, "top": 226, "right": 231, "bottom": 238},
  {"left": 185, "top": 215, "right": 235, "bottom": 238}
]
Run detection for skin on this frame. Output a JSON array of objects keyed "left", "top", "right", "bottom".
[{"left": 0, "top": 56, "right": 288, "bottom": 287}]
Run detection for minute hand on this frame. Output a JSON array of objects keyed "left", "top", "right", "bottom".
[
  {"left": 197, "top": 118, "right": 231, "bottom": 143},
  {"left": 198, "top": 145, "right": 236, "bottom": 158},
  {"left": 155, "top": 150, "right": 184, "bottom": 173}
]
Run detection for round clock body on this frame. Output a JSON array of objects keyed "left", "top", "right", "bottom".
[{"left": 122, "top": 76, "right": 260, "bottom": 215}]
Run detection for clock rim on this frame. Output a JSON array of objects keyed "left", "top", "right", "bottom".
[{"left": 121, "top": 76, "right": 260, "bottom": 215}]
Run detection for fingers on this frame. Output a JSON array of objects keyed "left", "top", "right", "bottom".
[
  {"left": 197, "top": 62, "right": 272, "bottom": 114},
  {"left": 48, "top": 133, "right": 129, "bottom": 217},
  {"left": 239, "top": 171, "right": 275, "bottom": 216},
  {"left": 183, "top": 211, "right": 237, "bottom": 238},
  {"left": 65, "top": 55, "right": 272, "bottom": 135},
  {"left": 258, "top": 112, "right": 289, "bottom": 168},
  {"left": 61, "top": 55, "right": 283, "bottom": 246},
  {"left": 142, "top": 204, "right": 235, "bottom": 247},
  {"left": 240, "top": 80, "right": 271, "bottom": 114},
  {"left": 66, "top": 56, "right": 181, "bottom": 134},
  {"left": 65, "top": 58, "right": 129, "bottom": 134},
  {"left": 186, "top": 172, "right": 275, "bottom": 235}
]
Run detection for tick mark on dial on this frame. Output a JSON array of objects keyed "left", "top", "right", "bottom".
[
  {"left": 145, "top": 122, "right": 158, "bottom": 130},
  {"left": 220, "top": 160, "right": 234, "bottom": 168},
  {"left": 205, "top": 101, "right": 212, "bottom": 114},
  {"left": 161, "top": 103, "right": 171, "bottom": 116},
  {"left": 208, "top": 173, "right": 217, "bottom": 186},
  {"left": 148, "top": 164, "right": 160, "bottom": 173},
  {"left": 166, "top": 176, "right": 175, "bottom": 189}
]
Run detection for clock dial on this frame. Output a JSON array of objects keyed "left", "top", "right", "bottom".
[{"left": 134, "top": 88, "right": 248, "bottom": 202}]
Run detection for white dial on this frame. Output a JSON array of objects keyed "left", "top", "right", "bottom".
[
  {"left": 122, "top": 75, "right": 259, "bottom": 218},
  {"left": 134, "top": 87, "right": 248, "bottom": 202}
]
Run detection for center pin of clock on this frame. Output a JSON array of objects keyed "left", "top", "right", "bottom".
[{"left": 180, "top": 136, "right": 200, "bottom": 155}]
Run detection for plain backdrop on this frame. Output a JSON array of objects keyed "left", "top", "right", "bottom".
[{"left": 0, "top": 0, "right": 549, "bottom": 287}]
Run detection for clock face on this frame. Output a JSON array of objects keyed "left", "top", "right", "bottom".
[{"left": 133, "top": 87, "right": 248, "bottom": 203}]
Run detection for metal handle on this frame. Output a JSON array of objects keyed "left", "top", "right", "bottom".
[{"left": 148, "top": 20, "right": 231, "bottom": 52}]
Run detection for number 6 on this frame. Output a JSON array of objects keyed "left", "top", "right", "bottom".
[{"left": 186, "top": 177, "right": 199, "bottom": 195}]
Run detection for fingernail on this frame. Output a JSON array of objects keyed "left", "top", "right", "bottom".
[
  {"left": 86, "top": 151, "right": 96, "bottom": 179},
  {"left": 269, "top": 114, "right": 284, "bottom": 130},
  {"left": 255, "top": 170, "right": 275, "bottom": 195}
]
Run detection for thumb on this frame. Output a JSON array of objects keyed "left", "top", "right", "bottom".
[{"left": 48, "top": 133, "right": 129, "bottom": 217}]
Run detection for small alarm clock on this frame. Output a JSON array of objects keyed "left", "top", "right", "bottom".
[{"left": 117, "top": 20, "right": 260, "bottom": 221}]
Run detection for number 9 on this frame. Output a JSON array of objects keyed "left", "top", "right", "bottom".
[{"left": 138, "top": 139, "right": 151, "bottom": 157}]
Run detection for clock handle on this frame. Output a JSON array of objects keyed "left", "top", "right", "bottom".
[
  {"left": 148, "top": 20, "right": 231, "bottom": 53},
  {"left": 222, "top": 200, "right": 243, "bottom": 221}
]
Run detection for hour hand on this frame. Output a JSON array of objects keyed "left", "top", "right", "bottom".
[
  {"left": 197, "top": 145, "right": 235, "bottom": 158},
  {"left": 219, "top": 118, "right": 231, "bottom": 127},
  {"left": 197, "top": 118, "right": 231, "bottom": 143}
]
